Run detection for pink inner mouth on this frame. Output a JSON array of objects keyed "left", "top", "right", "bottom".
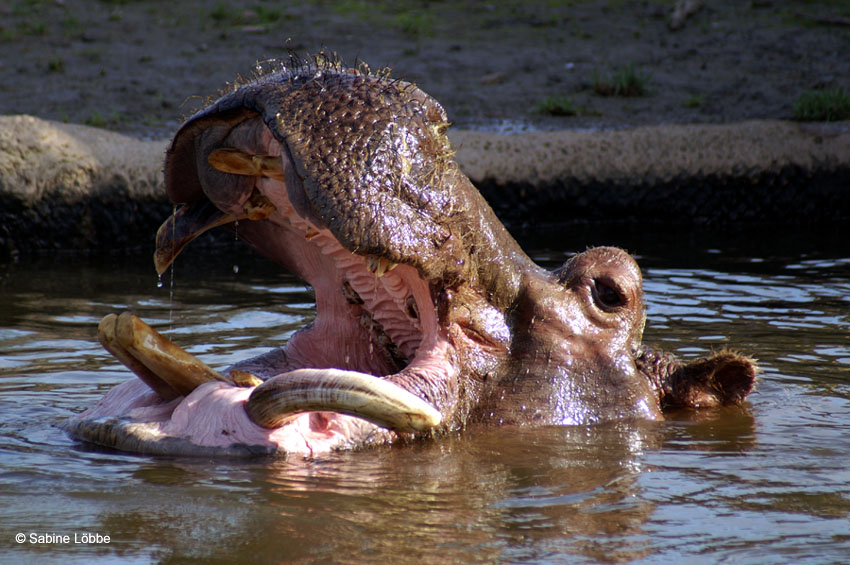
[{"left": 71, "top": 117, "right": 456, "bottom": 456}]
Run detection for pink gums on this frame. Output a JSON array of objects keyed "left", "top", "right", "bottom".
[{"left": 74, "top": 379, "right": 379, "bottom": 456}]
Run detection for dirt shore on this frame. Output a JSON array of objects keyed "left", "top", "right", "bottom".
[
  {"left": 2, "top": 1, "right": 849, "bottom": 138},
  {"left": 2, "top": 1, "right": 849, "bottom": 258}
]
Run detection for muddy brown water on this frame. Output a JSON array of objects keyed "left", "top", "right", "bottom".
[{"left": 1, "top": 225, "right": 849, "bottom": 563}]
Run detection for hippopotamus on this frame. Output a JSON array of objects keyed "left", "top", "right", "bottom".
[{"left": 66, "top": 57, "right": 757, "bottom": 456}]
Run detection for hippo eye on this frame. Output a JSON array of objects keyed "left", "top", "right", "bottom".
[{"left": 592, "top": 278, "right": 625, "bottom": 311}]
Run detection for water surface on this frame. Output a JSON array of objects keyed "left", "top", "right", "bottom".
[{"left": 1, "top": 228, "right": 848, "bottom": 563}]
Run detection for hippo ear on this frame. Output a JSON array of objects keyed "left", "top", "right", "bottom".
[{"left": 637, "top": 348, "right": 758, "bottom": 410}]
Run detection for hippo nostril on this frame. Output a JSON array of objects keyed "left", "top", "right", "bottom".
[{"left": 592, "top": 278, "right": 625, "bottom": 311}]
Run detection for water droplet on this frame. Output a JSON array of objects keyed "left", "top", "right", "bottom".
[
  {"left": 233, "top": 265, "right": 240, "bottom": 274},
  {"left": 157, "top": 276, "right": 163, "bottom": 288}
]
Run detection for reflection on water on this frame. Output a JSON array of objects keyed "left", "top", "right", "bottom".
[{"left": 1, "top": 228, "right": 849, "bottom": 563}]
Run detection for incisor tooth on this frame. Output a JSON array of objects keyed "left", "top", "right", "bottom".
[
  {"left": 251, "top": 155, "right": 285, "bottom": 181},
  {"left": 229, "top": 369, "right": 264, "bottom": 388},
  {"left": 208, "top": 148, "right": 285, "bottom": 181},
  {"left": 242, "top": 191, "right": 276, "bottom": 221},
  {"left": 98, "top": 314, "right": 181, "bottom": 400},
  {"left": 366, "top": 256, "right": 398, "bottom": 278},
  {"left": 114, "top": 312, "right": 231, "bottom": 397}
]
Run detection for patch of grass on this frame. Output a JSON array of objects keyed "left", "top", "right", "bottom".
[
  {"left": 391, "top": 11, "right": 435, "bottom": 37},
  {"left": 210, "top": 1, "right": 239, "bottom": 24},
  {"left": 46, "top": 56, "right": 65, "bottom": 73},
  {"left": 85, "top": 112, "right": 108, "bottom": 128},
  {"left": 0, "top": 27, "right": 18, "bottom": 43},
  {"left": 331, "top": 1, "right": 434, "bottom": 37},
  {"left": 18, "top": 20, "right": 47, "bottom": 36},
  {"left": 255, "top": 5, "right": 282, "bottom": 24},
  {"left": 78, "top": 46, "right": 103, "bottom": 62},
  {"left": 683, "top": 94, "right": 705, "bottom": 108},
  {"left": 60, "top": 17, "right": 80, "bottom": 38},
  {"left": 85, "top": 110, "right": 124, "bottom": 128},
  {"left": 12, "top": 0, "right": 45, "bottom": 18},
  {"left": 332, "top": 0, "right": 374, "bottom": 18},
  {"left": 793, "top": 87, "right": 850, "bottom": 121},
  {"left": 142, "top": 113, "right": 164, "bottom": 128},
  {"left": 536, "top": 95, "right": 578, "bottom": 116},
  {"left": 592, "top": 63, "right": 650, "bottom": 97}
]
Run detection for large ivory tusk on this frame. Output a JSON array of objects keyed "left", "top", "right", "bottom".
[
  {"left": 245, "top": 368, "right": 442, "bottom": 432},
  {"left": 98, "top": 314, "right": 181, "bottom": 400},
  {"left": 114, "top": 312, "right": 231, "bottom": 397}
]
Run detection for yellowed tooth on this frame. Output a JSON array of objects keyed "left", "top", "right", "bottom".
[
  {"left": 305, "top": 227, "right": 320, "bottom": 240},
  {"left": 229, "top": 369, "right": 264, "bottom": 388},
  {"left": 243, "top": 190, "right": 276, "bottom": 221},
  {"left": 114, "top": 312, "right": 232, "bottom": 397},
  {"left": 208, "top": 148, "right": 285, "bottom": 181},
  {"left": 366, "top": 255, "right": 379, "bottom": 275},
  {"left": 208, "top": 148, "right": 257, "bottom": 176},
  {"left": 375, "top": 259, "right": 388, "bottom": 278},
  {"left": 368, "top": 257, "right": 397, "bottom": 278},
  {"left": 251, "top": 155, "right": 285, "bottom": 181}
]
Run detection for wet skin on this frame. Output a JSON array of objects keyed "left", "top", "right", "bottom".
[{"left": 66, "top": 58, "right": 757, "bottom": 456}]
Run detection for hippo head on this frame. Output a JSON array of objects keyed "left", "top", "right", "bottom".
[{"left": 67, "top": 57, "right": 757, "bottom": 456}]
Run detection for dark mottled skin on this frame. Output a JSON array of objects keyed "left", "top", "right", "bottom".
[{"left": 161, "top": 57, "right": 756, "bottom": 434}]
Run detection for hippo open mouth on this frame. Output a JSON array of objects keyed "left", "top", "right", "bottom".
[{"left": 66, "top": 57, "right": 757, "bottom": 457}]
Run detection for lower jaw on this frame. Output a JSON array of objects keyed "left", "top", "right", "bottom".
[{"left": 66, "top": 379, "right": 392, "bottom": 457}]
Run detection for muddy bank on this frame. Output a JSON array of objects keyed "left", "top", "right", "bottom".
[
  {"left": 2, "top": 114, "right": 847, "bottom": 258},
  {"left": 2, "top": 1, "right": 849, "bottom": 137},
  {"left": 2, "top": 1, "right": 849, "bottom": 257},
  {"left": 0, "top": 116, "right": 170, "bottom": 257},
  {"left": 452, "top": 120, "right": 850, "bottom": 227}
]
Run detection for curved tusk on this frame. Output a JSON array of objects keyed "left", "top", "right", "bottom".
[
  {"left": 98, "top": 314, "right": 181, "bottom": 400},
  {"left": 245, "top": 368, "right": 442, "bottom": 432},
  {"left": 114, "top": 312, "right": 231, "bottom": 397}
]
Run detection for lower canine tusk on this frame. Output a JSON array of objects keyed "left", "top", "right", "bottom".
[{"left": 244, "top": 368, "right": 442, "bottom": 432}]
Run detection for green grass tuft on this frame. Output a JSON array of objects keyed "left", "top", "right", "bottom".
[
  {"left": 683, "top": 94, "right": 705, "bottom": 108},
  {"left": 793, "top": 87, "right": 850, "bottom": 121},
  {"left": 592, "top": 63, "right": 650, "bottom": 97},
  {"left": 46, "top": 56, "right": 65, "bottom": 73},
  {"left": 536, "top": 95, "right": 578, "bottom": 116}
]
